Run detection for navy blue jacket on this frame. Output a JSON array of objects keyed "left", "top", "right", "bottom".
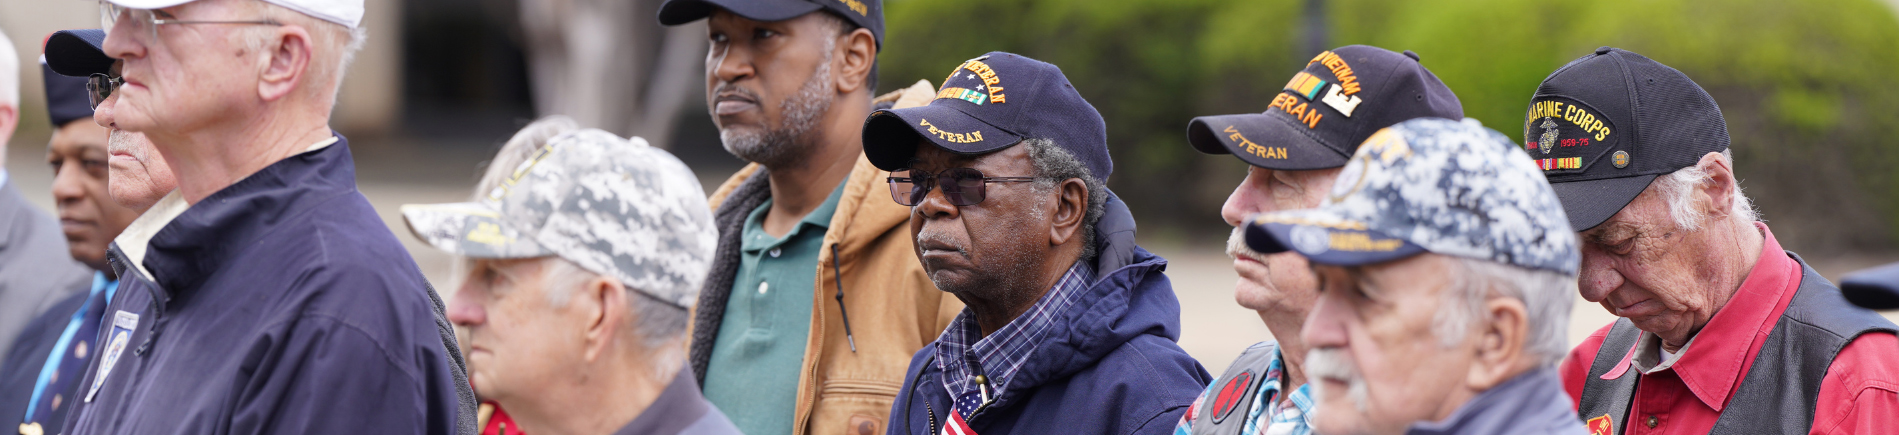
[
  {"left": 0, "top": 287, "right": 88, "bottom": 430},
  {"left": 887, "top": 194, "right": 1211, "bottom": 435},
  {"left": 60, "top": 136, "right": 471, "bottom": 435}
]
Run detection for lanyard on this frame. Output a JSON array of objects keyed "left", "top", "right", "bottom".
[{"left": 22, "top": 272, "right": 119, "bottom": 422}]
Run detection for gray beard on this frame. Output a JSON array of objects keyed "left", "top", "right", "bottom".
[{"left": 720, "top": 59, "right": 836, "bottom": 169}]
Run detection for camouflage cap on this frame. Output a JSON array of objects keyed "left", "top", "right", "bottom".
[
  {"left": 1244, "top": 117, "right": 1579, "bottom": 276},
  {"left": 401, "top": 129, "right": 718, "bottom": 308}
]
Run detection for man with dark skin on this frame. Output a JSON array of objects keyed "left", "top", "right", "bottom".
[
  {"left": 870, "top": 52, "right": 1206, "bottom": 435},
  {"left": 660, "top": 1, "right": 953, "bottom": 433}
]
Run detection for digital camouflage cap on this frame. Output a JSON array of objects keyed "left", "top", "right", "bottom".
[{"left": 402, "top": 129, "right": 718, "bottom": 308}]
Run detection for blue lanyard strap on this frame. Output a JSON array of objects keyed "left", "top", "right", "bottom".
[{"left": 23, "top": 272, "right": 118, "bottom": 422}]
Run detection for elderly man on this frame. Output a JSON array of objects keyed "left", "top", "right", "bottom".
[
  {"left": 1529, "top": 48, "right": 1899, "bottom": 435},
  {"left": 657, "top": 1, "right": 954, "bottom": 434},
  {"left": 0, "top": 53, "right": 177, "bottom": 435},
  {"left": 865, "top": 52, "right": 1209, "bottom": 435},
  {"left": 0, "top": 26, "right": 93, "bottom": 362},
  {"left": 1173, "top": 45, "right": 1462, "bottom": 435},
  {"left": 56, "top": 1, "right": 476, "bottom": 434},
  {"left": 402, "top": 119, "right": 738, "bottom": 435},
  {"left": 1245, "top": 118, "right": 1587, "bottom": 435}
]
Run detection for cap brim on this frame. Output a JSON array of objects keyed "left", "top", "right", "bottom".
[
  {"left": 1243, "top": 209, "right": 1426, "bottom": 267},
  {"left": 102, "top": 0, "right": 195, "bottom": 9},
  {"left": 400, "top": 202, "right": 553, "bottom": 259},
  {"left": 862, "top": 104, "right": 1023, "bottom": 172},
  {"left": 658, "top": 0, "right": 823, "bottom": 25},
  {"left": 1185, "top": 113, "right": 1349, "bottom": 170},
  {"left": 1549, "top": 174, "right": 1658, "bottom": 232},
  {"left": 44, "top": 29, "right": 113, "bottom": 77},
  {"left": 1841, "top": 262, "right": 1899, "bottom": 310}
]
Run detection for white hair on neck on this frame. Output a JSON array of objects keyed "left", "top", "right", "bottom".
[
  {"left": 1433, "top": 257, "right": 1576, "bottom": 367},
  {"left": 1652, "top": 149, "right": 1758, "bottom": 231},
  {"left": 0, "top": 26, "right": 17, "bottom": 107}
]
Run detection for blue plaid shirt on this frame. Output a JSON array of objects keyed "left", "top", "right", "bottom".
[
  {"left": 1173, "top": 342, "right": 1313, "bottom": 435},
  {"left": 934, "top": 262, "right": 1095, "bottom": 417}
]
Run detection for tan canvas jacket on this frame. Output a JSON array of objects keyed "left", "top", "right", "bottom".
[{"left": 698, "top": 80, "right": 961, "bottom": 435}]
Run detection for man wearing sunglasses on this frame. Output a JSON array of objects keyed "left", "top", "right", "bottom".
[
  {"left": 865, "top": 52, "right": 1210, "bottom": 435},
  {"left": 52, "top": 1, "right": 476, "bottom": 434},
  {"left": 658, "top": 1, "right": 957, "bottom": 434}
]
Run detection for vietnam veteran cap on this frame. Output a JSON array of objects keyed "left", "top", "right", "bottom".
[
  {"left": 861, "top": 51, "right": 1111, "bottom": 179},
  {"left": 1244, "top": 117, "right": 1579, "bottom": 276},
  {"left": 400, "top": 129, "right": 718, "bottom": 308},
  {"left": 1524, "top": 47, "right": 1729, "bottom": 231},
  {"left": 1185, "top": 45, "right": 1463, "bottom": 170},
  {"left": 43, "top": 29, "right": 111, "bottom": 78},
  {"left": 658, "top": 0, "right": 883, "bottom": 49}
]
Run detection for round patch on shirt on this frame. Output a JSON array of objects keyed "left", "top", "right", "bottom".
[{"left": 1211, "top": 370, "right": 1256, "bottom": 424}]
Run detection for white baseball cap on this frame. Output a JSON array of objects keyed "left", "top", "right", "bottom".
[{"left": 106, "top": 0, "right": 363, "bottom": 29}]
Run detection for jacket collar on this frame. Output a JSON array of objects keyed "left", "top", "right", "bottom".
[
  {"left": 1405, "top": 368, "right": 1578, "bottom": 435},
  {"left": 970, "top": 191, "right": 1177, "bottom": 412},
  {"left": 1647, "top": 222, "right": 1799, "bottom": 411},
  {"left": 144, "top": 134, "right": 357, "bottom": 294}
]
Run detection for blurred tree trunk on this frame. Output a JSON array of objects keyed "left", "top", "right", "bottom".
[{"left": 519, "top": 0, "right": 705, "bottom": 148}]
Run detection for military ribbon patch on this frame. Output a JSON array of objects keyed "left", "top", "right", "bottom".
[
  {"left": 1284, "top": 72, "right": 1328, "bottom": 101},
  {"left": 1536, "top": 157, "right": 1582, "bottom": 170}
]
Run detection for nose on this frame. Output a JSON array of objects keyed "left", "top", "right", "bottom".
[
  {"left": 709, "top": 41, "right": 753, "bottom": 89},
  {"left": 1301, "top": 287, "right": 1351, "bottom": 350},
  {"left": 95, "top": 95, "right": 118, "bottom": 129},
  {"left": 51, "top": 160, "right": 87, "bottom": 206},
  {"left": 1221, "top": 168, "right": 1268, "bottom": 227},
  {"left": 446, "top": 285, "right": 487, "bottom": 327},
  {"left": 100, "top": 11, "right": 146, "bottom": 63},
  {"left": 1577, "top": 246, "right": 1622, "bottom": 303},
  {"left": 912, "top": 177, "right": 960, "bottom": 221}
]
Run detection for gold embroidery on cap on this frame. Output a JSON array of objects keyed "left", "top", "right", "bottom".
[
  {"left": 837, "top": 0, "right": 868, "bottom": 15},
  {"left": 1224, "top": 125, "right": 1288, "bottom": 160},
  {"left": 1307, "top": 51, "right": 1361, "bottom": 96},
  {"left": 920, "top": 119, "right": 986, "bottom": 144}
]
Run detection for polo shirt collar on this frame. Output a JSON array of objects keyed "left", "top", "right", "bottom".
[
  {"left": 614, "top": 368, "right": 717, "bottom": 435},
  {"left": 1643, "top": 222, "right": 1798, "bottom": 411},
  {"left": 739, "top": 181, "right": 844, "bottom": 251}
]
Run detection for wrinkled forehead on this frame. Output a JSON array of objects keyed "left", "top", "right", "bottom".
[{"left": 906, "top": 140, "right": 1020, "bottom": 170}]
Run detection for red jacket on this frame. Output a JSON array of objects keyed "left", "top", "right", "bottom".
[{"left": 1560, "top": 224, "right": 1899, "bottom": 435}]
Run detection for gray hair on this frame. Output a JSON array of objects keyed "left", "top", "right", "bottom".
[
  {"left": 1434, "top": 257, "right": 1575, "bottom": 367},
  {"left": 1653, "top": 149, "right": 1758, "bottom": 231},
  {"left": 1022, "top": 139, "right": 1108, "bottom": 265}
]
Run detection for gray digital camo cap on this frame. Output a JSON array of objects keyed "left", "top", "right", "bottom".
[
  {"left": 1244, "top": 117, "right": 1580, "bottom": 276},
  {"left": 401, "top": 129, "right": 718, "bottom": 308}
]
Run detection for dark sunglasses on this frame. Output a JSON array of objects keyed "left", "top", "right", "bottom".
[
  {"left": 888, "top": 168, "right": 1037, "bottom": 206},
  {"left": 87, "top": 74, "right": 123, "bottom": 110}
]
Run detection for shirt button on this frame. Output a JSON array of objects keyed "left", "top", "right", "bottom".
[
  {"left": 758, "top": 282, "right": 770, "bottom": 295},
  {"left": 1646, "top": 415, "right": 1658, "bottom": 428},
  {"left": 769, "top": 248, "right": 781, "bottom": 258}
]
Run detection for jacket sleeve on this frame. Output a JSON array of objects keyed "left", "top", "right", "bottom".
[
  {"left": 227, "top": 314, "right": 456, "bottom": 435},
  {"left": 1809, "top": 332, "right": 1899, "bottom": 435}
]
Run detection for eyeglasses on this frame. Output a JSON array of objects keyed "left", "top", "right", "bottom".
[
  {"left": 86, "top": 74, "right": 123, "bottom": 110},
  {"left": 101, "top": 2, "right": 282, "bottom": 41},
  {"left": 887, "top": 168, "right": 1037, "bottom": 206}
]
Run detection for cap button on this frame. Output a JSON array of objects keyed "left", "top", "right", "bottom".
[
  {"left": 1595, "top": 46, "right": 1613, "bottom": 55},
  {"left": 1402, "top": 50, "right": 1421, "bottom": 61}
]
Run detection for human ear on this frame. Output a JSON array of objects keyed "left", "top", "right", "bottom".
[
  {"left": 833, "top": 28, "right": 876, "bottom": 94},
  {"left": 257, "top": 25, "right": 313, "bottom": 102},
  {"left": 1695, "top": 152, "right": 1738, "bottom": 220},
  {"left": 1048, "top": 179, "right": 1087, "bottom": 247},
  {"left": 1468, "top": 297, "right": 1529, "bottom": 390},
  {"left": 581, "top": 276, "right": 627, "bottom": 362}
]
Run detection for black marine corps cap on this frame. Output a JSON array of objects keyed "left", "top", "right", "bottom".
[
  {"left": 1524, "top": 46, "right": 1730, "bottom": 231},
  {"left": 1841, "top": 262, "right": 1899, "bottom": 310},
  {"left": 658, "top": 0, "right": 883, "bottom": 49},
  {"left": 1184, "top": 45, "right": 1463, "bottom": 170}
]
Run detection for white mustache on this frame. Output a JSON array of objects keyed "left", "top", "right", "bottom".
[
  {"left": 1226, "top": 226, "right": 1271, "bottom": 263},
  {"left": 1306, "top": 347, "right": 1370, "bottom": 413}
]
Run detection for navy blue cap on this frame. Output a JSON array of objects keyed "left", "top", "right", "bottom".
[
  {"left": 1526, "top": 47, "right": 1730, "bottom": 231},
  {"left": 658, "top": 0, "right": 883, "bottom": 49},
  {"left": 44, "top": 29, "right": 112, "bottom": 77},
  {"left": 861, "top": 52, "right": 1111, "bottom": 179},
  {"left": 1185, "top": 45, "right": 1462, "bottom": 170},
  {"left": 1841, "top": 262, "right": 1899, "bottom": 310},
  {"left": 42, "top": 62, "right": 94, "bottom": 128}
]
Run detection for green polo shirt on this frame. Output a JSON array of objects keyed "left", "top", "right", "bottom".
[{"left": 700, "top": 181, "right": 845, "bottom": 435}]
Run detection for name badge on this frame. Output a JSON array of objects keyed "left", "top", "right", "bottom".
[{"left": 85, "top": 311, "right": 139, "bottom": 403}]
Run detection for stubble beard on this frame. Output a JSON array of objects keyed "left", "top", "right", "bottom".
[{"left": 719, "top": 56, "right": 837, "bottom": 169}]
